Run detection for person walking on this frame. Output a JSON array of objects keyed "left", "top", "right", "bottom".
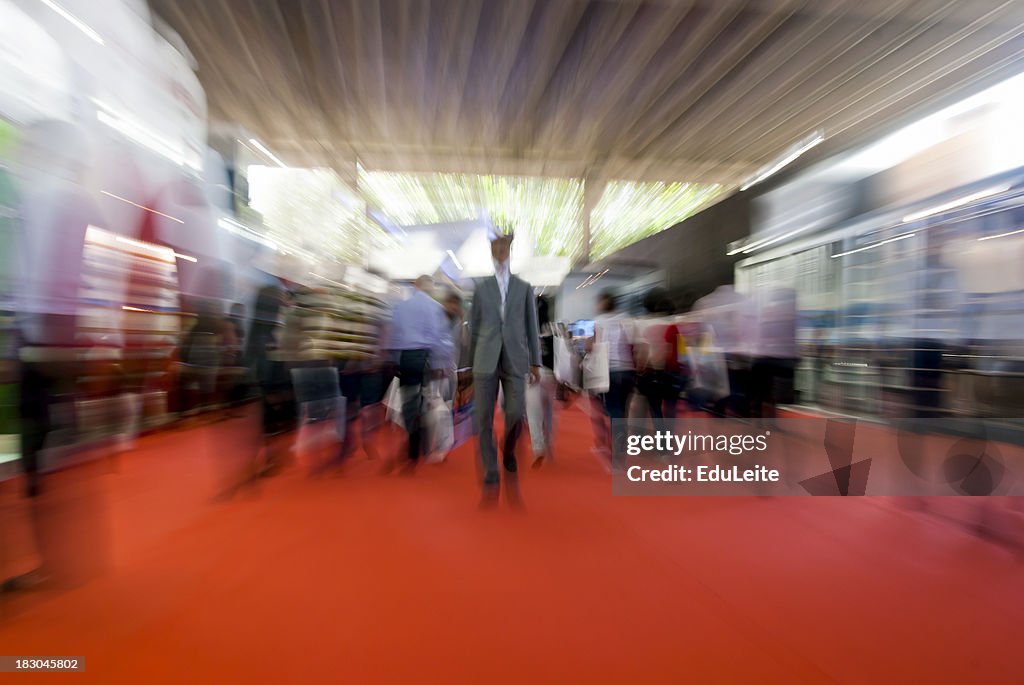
[
  {"left": 387, "top": 275, "right": 452, "bottom": 470},
  {"left": 592, "top": 289, "right": 636, "bottom": 471},
  {"left": 469, "top": 228, "right": 541, "bottom": 501},
  {"left": 526, "top": 295, "right": 556, "bottom": 467}
]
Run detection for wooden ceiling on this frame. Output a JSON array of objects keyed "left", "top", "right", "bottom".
[{"left": 151, "top": 0, "right": 1024, "bottom": 185}]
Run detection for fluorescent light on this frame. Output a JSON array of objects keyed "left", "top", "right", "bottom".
[
  {"left": 40, "top": 0, "right": 104, "bottom": 45},
  {"left": 101, "top": 191, "right": 184, "bottom": 223},
  {"left": 248, "top": 138, "right": 287, "bottom": 168},
  {"left": 98, "top": 110, "right": 181, "bottom": 164},
  {"left": 174, "top": 252, "right": 198, "bottom": 263},
  {"left": 831, "top": 233, "right": 915, "bottom": 259},
  {"left": 737, "top": 225, "right": 815, "bottom": 255},
  {"left": 727, "top": 225, "right": 806, "bottom": 255},
  {"left": 218, "top": 217, "right": 278, "bottom": 250},
  {"left": 575, "top": 273, "right": 598, "bottom": 290},
  {"left": 96, "top": 103, "right": 201, "bottom": 171},
  {"left": 740, "top": 132, "right": 825, "bottom": 191},
  {"left": 901, "top": 185, "right": 1010, "bottom": 223},
  {"left": 978, "top": 227, "right": 1024, "bottom": 242},
  {"left": 218, "top": 216, "right": 245, "bottom": 230},
  {"left": 446, "top": 249, "right": 463, "bottom": 270},
  {"left": 575, "top": 269, "right": 609, "bottom": 290}
]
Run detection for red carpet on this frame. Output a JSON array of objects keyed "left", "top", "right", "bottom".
[{"left": 1, "top": 405, "right": 1022, "bottom": 683}]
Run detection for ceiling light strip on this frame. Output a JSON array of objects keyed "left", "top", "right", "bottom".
[
  {"left": 740, "top": 132, "right": 825, "bottom": 191},
  {"left": 248, "top": 138, "right": 288, "bottom": 168},
  {"left": 40, "top": 0, "right": 104, "bottom": 44},
  {"left": 978, "top": 227, "right": 1024, "bottom": 242},
  {"left": 901, "top": 185, "right": 1011, "bottom": 223},
  {"left": 101, "top": 190, "right": 184, "bottom": 223},
  {"left": 831, "top": 232, "right": 916, "bottom": 259}
]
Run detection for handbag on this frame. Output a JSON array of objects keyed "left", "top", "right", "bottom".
[
  {"left": 687, "top": 330, "right": 730, "bottom": 401},
  {"left": 424, "top": 390, "right": 454, "bottom": 462},
  {"left": 554, "top": 334, "right": 580, "bottom": 388},
  {"left": 383, "top": 376, "right": 404, "bottom": 427},
  {"left": 582, "top": 341, "right": 610, "bottom": 393}
]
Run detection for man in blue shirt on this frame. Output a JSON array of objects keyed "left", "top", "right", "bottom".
[{"left": 388, "top": 275, "right": 453, "bottom": 468}]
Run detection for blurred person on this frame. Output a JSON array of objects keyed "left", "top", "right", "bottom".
[
  {"left": 635, "top": 288, "right": 684, "bottom": 433},
  {"left": 469, "top": 229, "right": 541, "bottom": 500},
  {"left": 442, "top": 290, "right": 465, "bottom": 403},
  {"left": 246, "top": 285, "right": 287, "bottom": 379},
  {"left": 693, "top": 285, "right": 757, "bottom": 417},
  {"left": 226, "top": 302, "right": 246, "bottom": 364},
  {"left": 526, "top": 295, "right": 556, "bottom": 467},
  {"left": 8, "top": 120, "right": 108, "bottom": 589},
  {"left": 246, "top": 285, "right": 295, "bottom": 474},
  {"left": 178, "top": 297, "right": 228, "bottom": 413},
  {"left": 13, "top": 120, "right": 100, "bottom": 495},
  {"left": 387, "top": 275, "right": 452, "bottom": 470},
  {"left": 359, "top": 292, "right": 397, "bottom": 462},
  {"left": 417, "top": 289, "right": 465, "bottom": 464},
  {"left": 223, "top": 302, "right": 250, "bottom": 407},
  {"left": 257, "top": 300, "right": 310, "bottom": 478},
  {"left": 592, "top": 290, "right": 636, "bottom": 471},
  {"left": 749, "top": 288, "right": 798, "bottom": 419}
]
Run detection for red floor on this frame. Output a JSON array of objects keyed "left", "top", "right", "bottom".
[{"left": 1, "top": 405, "right": 1023, "bottom": 683}]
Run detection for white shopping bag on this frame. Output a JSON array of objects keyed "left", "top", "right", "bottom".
[
  {"left": 582, "top": 342, "right": 610, "bottom": 393},
  {"left": 688, "top": 332, "right": 730, "bottom": 400},
  {"left": 554, "top": 335, "right": 579, "bottom": 387},
  {"left": 384, "top": 377, "right": 404, "bottom": 428},
  {"left": 424, "top": 393, "right": 454, "bottom": 462}
]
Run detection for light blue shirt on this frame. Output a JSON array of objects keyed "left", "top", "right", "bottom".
[{"left": 387, "top": 289, "right": 453, "bottom": 369}]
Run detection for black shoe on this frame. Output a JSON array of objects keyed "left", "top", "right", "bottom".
[
  {"left": 483, "top": 471, "right": 500, "bottom": 486},
  {"left": 503, "top": 455, "right": 518, "bottom": 473}
]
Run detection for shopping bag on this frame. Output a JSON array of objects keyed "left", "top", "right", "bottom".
[
  {"left": 554, "top": 335, "right": 580, "bottom": 387},
  {"left": 424, "top": 392, "right": 454, "bottom": 462},
  {"left": 384, "top": 377, "right": 404, "bottom": 428},
  {"left": 687, "top": 332, "right": 729, "bottom": 401},
  {"left": 582, "top": 341, "right": 610, "bottom": 393}
]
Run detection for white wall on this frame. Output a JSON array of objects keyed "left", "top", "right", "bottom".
[{"left": 555, "top": 273, "right": 633, "bottom": 323}]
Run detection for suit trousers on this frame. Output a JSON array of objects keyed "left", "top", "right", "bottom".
[{"left": 473, "top": 348, "right": 526, "bottom": 481}]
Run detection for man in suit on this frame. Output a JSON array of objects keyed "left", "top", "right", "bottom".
[{"left": 469, "top": 229, "right": 542, "bottom": 496}]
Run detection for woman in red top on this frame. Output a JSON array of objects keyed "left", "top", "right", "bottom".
[{"left": 636, "top": 289, "right": 685, "bottom": 430}]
